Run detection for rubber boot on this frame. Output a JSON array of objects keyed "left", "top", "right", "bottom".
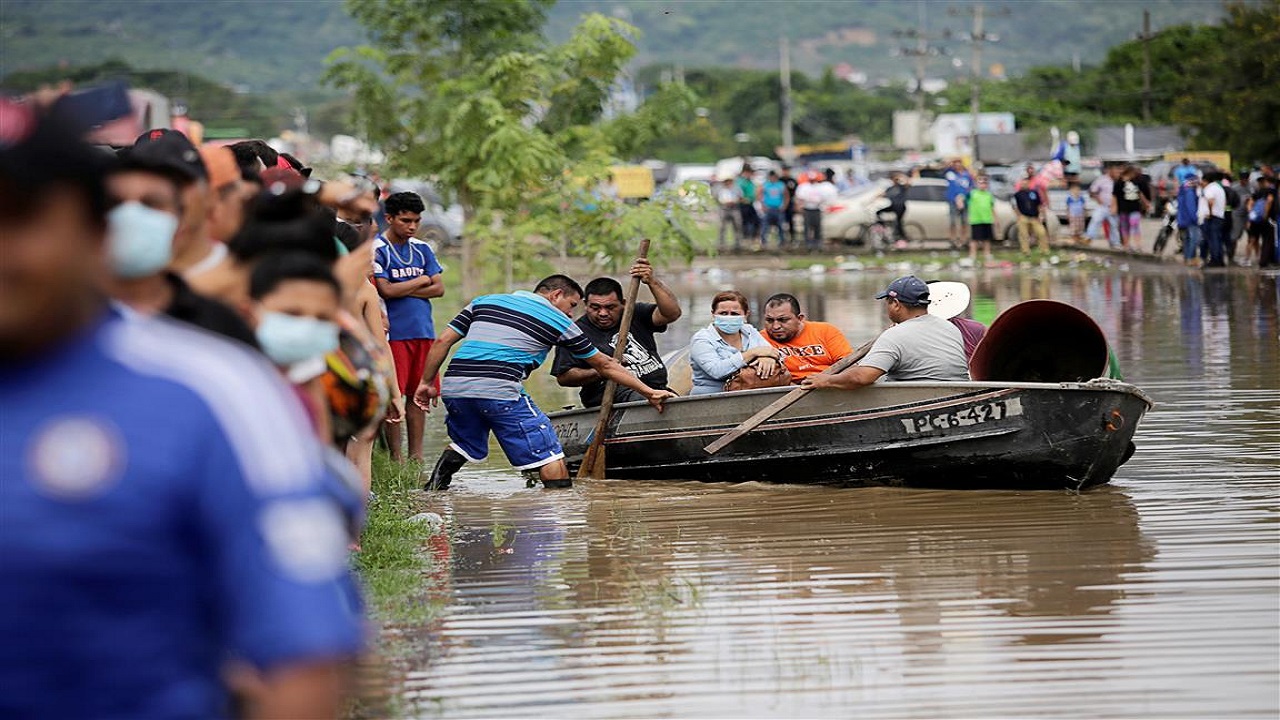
[{"left": 424, "top": 448, "right": 467, "bottom": 491}]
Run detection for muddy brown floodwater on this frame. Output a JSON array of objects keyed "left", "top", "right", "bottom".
[{"left": 393, "top": 266, "right": 1278, "bottom": 718}]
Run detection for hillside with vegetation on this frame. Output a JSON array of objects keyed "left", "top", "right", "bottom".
[
  {"left": 4, "top": 1, "right": 1272, "bottom": 163},
  {"left": 2, "top": 0, "right": 1226, "bottom": 92}
]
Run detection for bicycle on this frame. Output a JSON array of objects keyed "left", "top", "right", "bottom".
[
  {"left": 1151, "top": 202, "right": 1181, "bottom": 256},
  {"left": 858, "top": 210, "right": 926, "bottom": 249}
]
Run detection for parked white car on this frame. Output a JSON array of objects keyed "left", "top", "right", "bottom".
[{"left": 823, "top": 177, "right": 1017, "bottom": 246}]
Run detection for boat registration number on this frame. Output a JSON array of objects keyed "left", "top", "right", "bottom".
[{"left": 901, "top": 397, "right": 1023, "bottom": 434}]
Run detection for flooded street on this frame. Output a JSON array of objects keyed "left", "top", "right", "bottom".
[{"left": 392, "top": 266, "right": 1278, "bottom": 717}]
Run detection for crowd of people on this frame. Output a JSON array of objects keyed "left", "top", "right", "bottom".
[
  {"left": 713, "top": 144, "right": 1279, "bottom": 270},
  {"left": 5, "top": 81, "right": 1272, "bottom": 716},
  {"left": 1165, "top": 160, "right": 1278, "bottom": 268},
  {"left": 716, "top": 164, "right": 839, "bottom": 251},
  {"left": 3, "top": 99, "right": 376, "bottom": 716}
]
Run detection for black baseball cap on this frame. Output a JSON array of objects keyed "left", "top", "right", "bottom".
[
  {"left": 1, "top": 99, "right": 111, "bottom": 224},
  {"left": 125, "top": 128, "right": 206, "bottom": 183}
]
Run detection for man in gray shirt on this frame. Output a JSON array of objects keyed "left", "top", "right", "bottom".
[{"left": 803, "top": 276, "right": 970, "bottom": 389}]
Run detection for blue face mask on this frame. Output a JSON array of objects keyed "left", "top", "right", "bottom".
[
  {"left": 713, "top": 315, "right": 745, "bottom": 334},
  {"left": 107, "top": 202, "right": 178, "bottom": 278},
  {"left": 255, "top": 311, "right": 340, "bottom": 367}
]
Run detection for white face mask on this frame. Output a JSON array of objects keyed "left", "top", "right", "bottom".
[
  {"left": 255, "top": 311, "right": 340, "bottom": 367},
  {"left": 713, "top": 315, "right": 745, "bottom": 334},
  {"left": 107, "top": 201, "right": 179, "bottom": 278}
]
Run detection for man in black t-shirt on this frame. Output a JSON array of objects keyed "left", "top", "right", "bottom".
[
  {"left": 552, "top": 258, "right": 682, "bottom": 407},
  {"left": 1013, "top": 166, "right": 1049, "bottom": 253}
]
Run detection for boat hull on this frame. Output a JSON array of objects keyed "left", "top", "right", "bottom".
[{"left": 549, "top": 380, "right": 1152, "bottom": 490}]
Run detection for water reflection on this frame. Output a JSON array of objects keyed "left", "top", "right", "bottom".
[{"left": 397, "top": 267, "right": 1278, "bottom": 718}]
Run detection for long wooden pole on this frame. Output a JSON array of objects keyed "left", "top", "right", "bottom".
[
  {"left": 577, "top": 238, "right": 651, "bottom": 479},
  {"left": 703, "top": 336, "right": 876, "bottom": 455}
]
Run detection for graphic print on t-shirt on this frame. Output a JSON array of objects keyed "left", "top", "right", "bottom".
[{"left": 611, "top": 330, "right": 663, "bottom": 379}]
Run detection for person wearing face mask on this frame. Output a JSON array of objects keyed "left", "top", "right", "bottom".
[
  {"left": 248, "top": 252, "right": 345, "bottom": 440},
  {"left": 688, "top": 290, "right": 781, "bottom": 395},
  {"left": 105, "top": 142, "right": 257, "bottom": 347},
  {"left": 125, "top": 130, "right": 214, "bottom": 277},
  {"left": 0, "top": 107, "right": 362, "bottom": 720}
]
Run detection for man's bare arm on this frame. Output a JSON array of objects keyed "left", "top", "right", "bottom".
[
  {"left": 556, "top": 367, "right": 601, "bottom": 388},
  {"left": 406, "top": 273, "right": 445, "bottom": 300},
  {"left": 374, "top": 275, "right": 433, "bottom": 300},
  {"left": 802, "top": 364, "right": 885, "bottom": 390},
  {"left": 583, "top": 352, "right": 675, "bottom": 410},
  {"left": 644, "top": 271, "right": 682, "bottom": 326},
  {"left": 247, "top": 659, "right": 351, "bottom": 720}
]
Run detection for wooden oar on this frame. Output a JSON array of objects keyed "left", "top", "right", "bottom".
[
  {"left": 702, "top": 336, "right": 877, "bottom": 455},
  {"left": 577, "top": 238, "right": 651, "bottom": 479}
]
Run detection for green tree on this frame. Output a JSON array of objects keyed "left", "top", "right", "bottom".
[
  {"left": 1173, "top": 1, "right": 1280, "bottom": 163},
  {"left": 327, "top": 0, "right": 702, "bottom": 298}
]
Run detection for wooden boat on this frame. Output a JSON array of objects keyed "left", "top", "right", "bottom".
[
  {"left": 549, "top": 299, "right": 1152, "bottom": 490},
  {"left": 550, "top": 379, "right": 1152, "bottom": 490}
]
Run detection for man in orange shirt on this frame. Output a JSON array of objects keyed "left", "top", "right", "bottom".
[{"left": 761, "top": 293, "right": 855, "bottom": 382}]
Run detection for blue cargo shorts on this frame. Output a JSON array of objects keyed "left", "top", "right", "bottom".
[{"left": 443, "top": 395, "right": 563, "bottom": 470}]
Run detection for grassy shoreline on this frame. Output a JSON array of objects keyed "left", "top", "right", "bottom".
[{"left": 349, "top": 451, "right": 449, "bottom": 718}]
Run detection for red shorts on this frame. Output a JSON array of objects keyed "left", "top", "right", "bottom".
[{"left": 389, "top": 338, "right": 438, "bottom": 396}]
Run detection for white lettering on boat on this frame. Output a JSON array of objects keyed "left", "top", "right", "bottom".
[
  {"left": 553, "top": 422, "right": 580, "bottom": 443},
  {"left": 900, "top": 397, "right": 1023, "bottom": 434}
]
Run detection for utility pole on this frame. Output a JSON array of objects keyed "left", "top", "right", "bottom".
[
  {"left": 1140, "top": 9, "right": 1152, "bottom": 122},
  {"left": 951, "top": 3, "right": 1007, "bottom": 163},
  {"left": 780, "top": 35, "right": 794, "bottom": 163},
  {"left": 892, "top": 1, "right": 950, "bottom": 151},
  {"left": 969, "top": 3, "right": 984, "bottom": 162}
]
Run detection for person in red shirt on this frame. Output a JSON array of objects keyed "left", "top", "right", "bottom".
[
  {"left": 760, "top": 293, "right": 855, "bottom": 382},
  {"left": 926, "top": 280, "right": 986, "bottom": 362}
]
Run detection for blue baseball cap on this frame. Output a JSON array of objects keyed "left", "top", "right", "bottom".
[{"left": 875, "top": 275, "right": 930, "bottom": 305}]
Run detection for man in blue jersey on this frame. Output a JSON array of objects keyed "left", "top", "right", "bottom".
[
  {"left": 0, "top": 106, "right": 362, "bottom": 718},
  {"left": 413, "top": 275, "right": 676, "bottom": 490},
  {"left": 373, "top": 191, "right": 445, "bottom": 462},
  {"left": 944, "top": 158, "right": 974, "bottom": 248}
]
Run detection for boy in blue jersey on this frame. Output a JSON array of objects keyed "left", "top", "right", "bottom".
[
  {"left": 0, "top": 107, "right": 361, "bottom": 719},
  {"left": 944, "top": 158, "right": 974, "bottom": 247},
  {"left": 373, "top": 191, "right": 444, "bottom": 462},
  {"left": 758, "top": 170, "right": 789, "bottom": 247},
  {"left": 413, "top": 275, "right": 676, "bottom": 489}
]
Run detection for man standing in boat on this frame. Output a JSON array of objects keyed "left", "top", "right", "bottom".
[
  {"left": 803, "top": 276, "right": 969, "bottom": 389},
  {"left": 759, "top": 293, "right": 855, "bottom": 382},
  {"left": 552, "top": 258, "right": 682, "bottom": 408}
]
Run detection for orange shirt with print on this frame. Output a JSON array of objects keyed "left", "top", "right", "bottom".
[{"left": 765, "top": 321, "right": 855, "bottom": 380}]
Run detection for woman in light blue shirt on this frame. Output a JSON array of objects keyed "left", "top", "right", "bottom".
[{"left": 688, "top": 290, "right": 781, "bottom": 395}]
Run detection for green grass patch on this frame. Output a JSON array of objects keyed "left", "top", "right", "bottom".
[
  {"left": 355, "top": 452, "right": 446, "bottom": 626},
  {"left": 348, "top": 451, "right": 450, "bottom": 719}
]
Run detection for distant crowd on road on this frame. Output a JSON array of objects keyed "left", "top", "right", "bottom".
[{"left": 707, "top": 142, "right": 1278, "bottom": 270}]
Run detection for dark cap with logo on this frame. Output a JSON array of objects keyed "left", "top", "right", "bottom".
[
  {"left": 875, "top": 275, "right": 930, "bottom": 305},
  {"left": 121, "top": 128, "right": 206, "bottom": 183}
]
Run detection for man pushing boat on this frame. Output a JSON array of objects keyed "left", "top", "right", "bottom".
[
  {"left": 803, "top": 276, "right": 970, "bottom": 390},
  {"left": 413, "top": 275, "right": 675, "bottom": 490}
]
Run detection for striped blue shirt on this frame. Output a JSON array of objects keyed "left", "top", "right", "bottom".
[{"left": 443, "top": 291, "right": 598, "bottom": 400}]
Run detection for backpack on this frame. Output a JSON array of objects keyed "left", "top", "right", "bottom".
[
  {"left": 1250, "top": 196, "right": 1268, "bottom": 223},
  {"left": 1223, "top": 185, "right": 1240, "bottom": 211}
]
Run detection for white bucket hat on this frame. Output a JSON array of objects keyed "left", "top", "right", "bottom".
[{"left": 926, "top": 281, "right": 972, "bottom": 320}]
